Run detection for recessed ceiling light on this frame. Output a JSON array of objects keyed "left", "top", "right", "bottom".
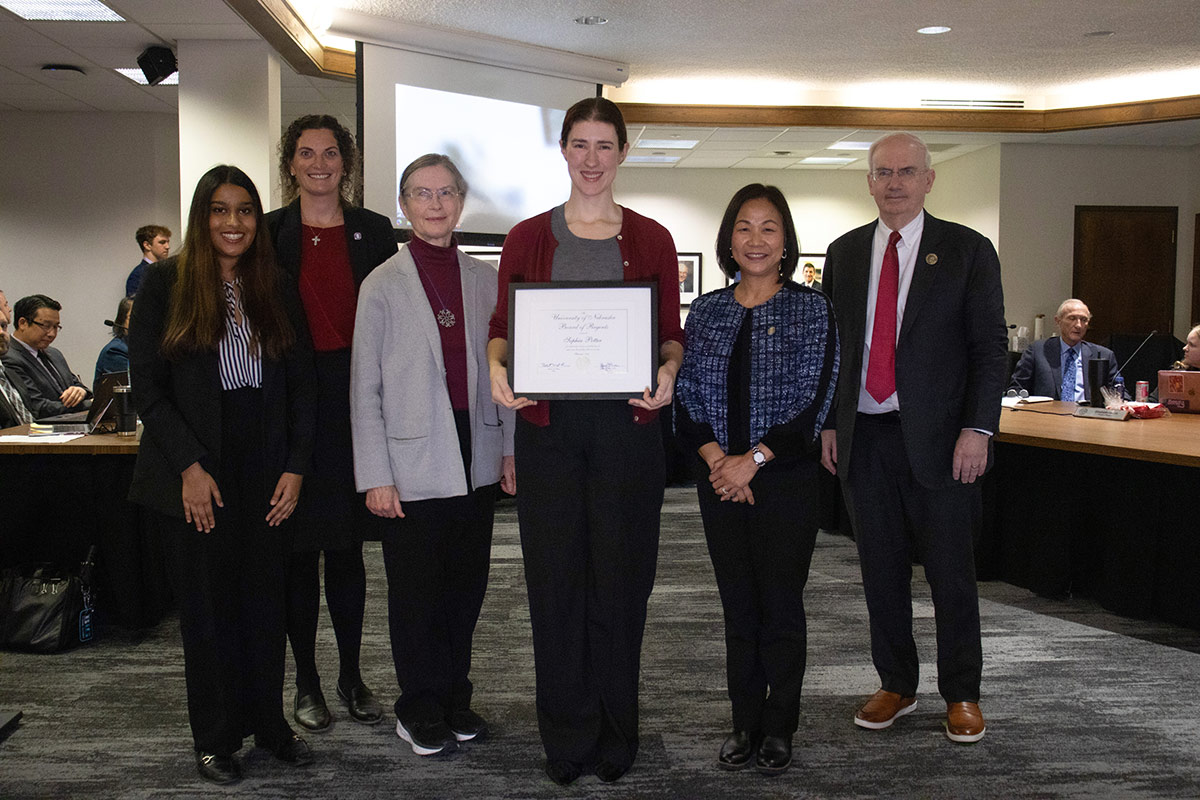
[
  {"left": 917, "top": 25, "right": 951, "bottom": 35},
  {"left": 0, "top": 0, "right": 123, "bottom": 21},
  {"left": 40, "top": 64, "right": 86, "bottom": 81},
  {"left": 116, "top": 68, "right": 178, "bottom": 86},
  {"left": 625, "top": 154, "right": 679, "bottom": 163},
  {"left": 828, "top": 141, "right": 872, "bottom": 150},
  {"left": 574, "top": 15, "right": 607, "bottom": 25},
  {"left": 800, "top": 156, "right": 857, "bottom": 165},
  {"left": 635, "top": 139, "right": 699, "bottom": 149}
]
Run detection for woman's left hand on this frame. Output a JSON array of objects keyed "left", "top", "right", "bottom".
[
  {"left": 709, "top": 452, "right": 757, "bottom": 503},
  {"left": 629, "top": 364, "right": 676, "bottom": 410},
  {"left": 501, "top": 454, "right": 517, "bottom": 496},
  {"left": 266, "top": 472, "right": 303, "bottom": 526}
]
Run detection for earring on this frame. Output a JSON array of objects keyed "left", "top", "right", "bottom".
[{"left": 781, "top": 248, "right": 788, "bottom": 260}]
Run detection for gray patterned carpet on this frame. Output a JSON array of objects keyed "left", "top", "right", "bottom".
[{"left": 3, "top": 487, "right": 1200, "bottom": 799}]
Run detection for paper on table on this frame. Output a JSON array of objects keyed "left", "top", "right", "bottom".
[{"left": 0, "top": 433, "right": 86, "bottom": 443}]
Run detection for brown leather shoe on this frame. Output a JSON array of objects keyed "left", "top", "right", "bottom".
[
  {"left": 945, "top": 701, "right": 986, "bottom": 743},
  {"left": 854, "top": 689, "right": 917, "bottom": 730}
]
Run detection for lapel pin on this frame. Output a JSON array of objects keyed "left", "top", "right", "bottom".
[
  {"left": 925, "top": 253, "right": 938, "bottom": 265},
  {"left": 354, "top": 231, "right": 362, "bottom": 240}
]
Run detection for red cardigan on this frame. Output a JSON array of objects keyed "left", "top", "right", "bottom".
[{"left": 488, "top": 205, "right": 685, "bottom": 426}]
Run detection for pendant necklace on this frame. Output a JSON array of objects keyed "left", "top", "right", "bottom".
[
  {"left": 416, "top": 265, "right": 456, "bottom": 328},
  {"left": 303, "top": 224, "right": 322, "bottom": 246}
]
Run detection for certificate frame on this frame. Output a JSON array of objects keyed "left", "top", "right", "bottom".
[{"left": 508, "top": 281, "right": 659, "bottom": 400}]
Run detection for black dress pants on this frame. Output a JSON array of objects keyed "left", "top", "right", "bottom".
[
  {"left": 516, "top": 401, "right": 664, "bottom": 769},
  {"left": 163, "top": 387, "right": 292, "bottom": 755},
  {"left": 696, "top": 460, "right": 820, "bottom": 737},
  {"left": 842, "top": 413, "right": 983, "bottom": 702},
  {"left": 380, "top": 484, "right": 496, "bottom": 726}
]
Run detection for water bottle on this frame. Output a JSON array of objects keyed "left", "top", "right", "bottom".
[{"left": 1113, "top": 374, "right": 1126, "bottom": 402}]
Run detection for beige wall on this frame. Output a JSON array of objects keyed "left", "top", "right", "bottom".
[{"left": 1, "top": 112, "right": 180, "bottom": 378}]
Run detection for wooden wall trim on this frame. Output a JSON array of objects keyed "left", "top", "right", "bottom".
[{"left": 230, "top": 1, "right": 1200, "bottom": 128}]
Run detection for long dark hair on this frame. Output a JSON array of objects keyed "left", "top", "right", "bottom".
[
  {"left": 161, "top": 165, "right": 294, "bottom": 360},
  {"left": 715, "top": 184, "right": 801, "bottom": 282}
]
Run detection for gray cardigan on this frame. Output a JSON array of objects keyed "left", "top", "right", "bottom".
[{"left": 350, "top": 245, "right": 514, "bottom": 501}]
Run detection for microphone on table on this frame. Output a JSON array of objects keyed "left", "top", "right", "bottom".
[{"left": 1114, "top": 330, "right": 1157, "bottom": 378}]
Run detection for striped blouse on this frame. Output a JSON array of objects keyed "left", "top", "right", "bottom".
[{"left": 218, "top": 278, "right": 262, "bottom": 390}]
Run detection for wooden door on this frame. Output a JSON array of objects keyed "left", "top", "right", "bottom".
[{"left": 1073, "top": 206, "right": 1176, "bottom": 342}]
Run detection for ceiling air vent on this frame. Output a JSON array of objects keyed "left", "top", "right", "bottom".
[{"left": 921, "top": 98, "right": 1025, "bottom": 109}]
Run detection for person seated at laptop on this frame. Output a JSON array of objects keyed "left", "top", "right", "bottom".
[
  {"left": 1169, "top": 324, "right": 1200, "bottom": 371},
  {"left": 95, "top": 296, "right": 133, "bottom": 385},
  {"left": 1, "top": 294, "right": 92, "bottom": 419},
  {"left": 1010, "top": 298, "right": 1123, "bottom": 402},
  {"left": 0, "top": 299, "right": 35, "bottom": 428}
]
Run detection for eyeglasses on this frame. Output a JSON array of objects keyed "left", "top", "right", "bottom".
[
  {"left": 868, "top": 167, "right": 928, "bottom": 182},
  {"left": 30, "top": 320, "right": 62, "bottom": 332},
  {"left": 403, "top": 187, "right": 462, "bottom": 204}
]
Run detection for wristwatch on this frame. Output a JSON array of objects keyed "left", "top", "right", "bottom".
[{"left": 751, "top": 445, "right": 767, "bottom": 468}]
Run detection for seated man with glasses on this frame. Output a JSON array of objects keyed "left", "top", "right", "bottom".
[
  {"left": 1, "top": 294, "right": 92, "bottom": 419},
  {"left": 1010, "top": 298, "right": 1123, "bottom": 403}
]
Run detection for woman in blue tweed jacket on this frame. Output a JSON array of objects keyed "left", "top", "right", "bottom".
[{"left": 675, "top": 184, "right": 838, "bottom": 777}]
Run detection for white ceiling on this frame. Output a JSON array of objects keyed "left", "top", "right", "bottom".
[{"left": 2, "top": 0, "right": 1200, "bottom": 171}]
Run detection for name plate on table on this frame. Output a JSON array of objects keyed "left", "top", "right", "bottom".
[{"left": 508, "top": 281, "right": 658, "bottom": 400}]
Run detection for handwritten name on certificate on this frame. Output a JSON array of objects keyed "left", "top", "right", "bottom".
[{"left": 538, "top": 310, "right": 628, "bottom": 375}]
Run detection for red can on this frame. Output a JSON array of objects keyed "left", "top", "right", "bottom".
[{"left": 1136, "top": 381, "right": 1149, "bottom": 402}]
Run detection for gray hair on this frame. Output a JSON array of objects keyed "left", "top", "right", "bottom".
[
  {"left": 398, "top": 153, "right": 469, "bottom": 199},
  {"left": 1055, "top": 298, "right": 1090, "bottom": 320},
  {"left": 867, "top": 132, "right": 933, "bottom": 172}
]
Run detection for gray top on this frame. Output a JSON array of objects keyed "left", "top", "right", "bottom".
[{"left": 550, "top": 204, "right": 623, "bottom": 282}]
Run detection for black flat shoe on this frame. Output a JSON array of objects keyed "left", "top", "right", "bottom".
[
  {"left": 294, "top": 690, "right": 332, "bottom": 732},
  {"left": 195, "top": 751, "right": 241, "bottom": 784},
  {"left": 545, "top": 759, "right": 582, "bottom": 786},
  {"left": 756, "top": 735, "right": 792, "bottom": 776},
  {"left": 595, "top": 760, "right": 629, "bottom": 783},
  {"left": 447, "top": 708, "right": 488, "bottom": 742},
  {"left": 717, "top": 730, "right": 760, "bottom": 771},
  {"left": 337, "top": 681, "right": 383, "bottom": 725},
  {"left": 256, "top": 733, "right": 314, "bottom": 766}
]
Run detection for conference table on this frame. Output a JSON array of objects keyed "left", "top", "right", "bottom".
[
  {"left": 983, "top": 401, "right": 1200, "bottom": 628},
  {"left": 0, "top": 424, "right": 171, "bottom": 629}
]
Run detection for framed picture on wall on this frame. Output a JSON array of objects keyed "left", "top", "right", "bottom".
[
  {"left": 677, "top": 252, "right": 702, "bottom": 306},
  {"left": 798, "top": 254, "right": 825, "bottom": 288}
]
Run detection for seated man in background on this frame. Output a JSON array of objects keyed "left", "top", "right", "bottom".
[
  {"left": 1, "top": 294, "right": 91, "bottom": 419},
  {"left": 0, "top": 299, "right": 34, "bottom": 428},
  {"left": 94, "top": 296, "right": 132, "bottom": 384},
  {"left": 124, "top": 224, "right": 171, "bottom": 297},
  {"left": 1010, "top": 298, "right": 1122, "bottom": 402}
]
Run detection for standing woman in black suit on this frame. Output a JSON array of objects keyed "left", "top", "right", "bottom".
[
  {"left": 128, "top": 165, "right": 316, "bottom": 784},
  {"left": 264, "top": 115, "right": 398, "bottom": 731}
]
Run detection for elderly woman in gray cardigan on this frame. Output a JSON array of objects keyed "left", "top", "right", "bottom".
[{"left": 350, "top": 154, "right": 515, "bottom": 758}]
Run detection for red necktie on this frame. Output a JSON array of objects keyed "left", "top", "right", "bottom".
[{"left": 866, "top": 230, "right": 901, "bottom": 404}]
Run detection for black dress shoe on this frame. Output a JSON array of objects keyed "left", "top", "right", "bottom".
[
  {"left": 447, "top": 708, "right": 488, "bottom": 742},
  {"left": 594, "top": 760, "right": 629, "bottom": 783},
  {"left": 717, "top": 730, "right": 760, "bottom": 771},
  {"left": 545, "top": 759, "right": 582, "bottom": 786},
  {"left": 195, "top": 751, "right": 241, "bottom": 785},
  {"left": 294, "top": 690, "right": 332, "bottom": 732},
  {"left": 756, "top": 735, "right": 792, "bottom": 776},
  {"left": 255, "top": 733, "right": 314, "bottom": 766},
  {"left": 336, "top": 681, "right": 383, "bottom": 725}
]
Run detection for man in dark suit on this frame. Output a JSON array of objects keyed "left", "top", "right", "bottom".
[
  {"left": 0, "top": 299, "right": 35, "bottom": 428},
  {"left": 1010, "top": 298, "right": 1122, "bottom": 402},
  {"left": 801, "top": 262, "right": 822, "bottom": 292},
  {"left": 125, "top": 224, "right": 171, "bottom": 297},
  {"left": 2, "top": 294, "right": 92, "bottom": 419},
  {"left": 820, "top": 132, "right": 1007, "bottom": 744}
]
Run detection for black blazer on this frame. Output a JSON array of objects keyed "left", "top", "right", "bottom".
[
  {"left": 0, "top": 364, "right": 33, "bottom": 428},
  {"left": 263, "top": 199, "right": 398, "bottom": 291},
  {"left": 1, "top": 342, "right": 92, "bottom": 419},
  {"left": 126, "top": 257, "right": 316, "bottom": 519},
  {"left": 1010, "top": 337, "right": 1121, "bottom": 402},
  {"left": 823, "top": 212, "right": 1008, "bottom": 489}
]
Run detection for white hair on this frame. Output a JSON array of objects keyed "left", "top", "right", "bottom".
[{"left": 867, "top": 132, "right": 932, "bottom": 172}]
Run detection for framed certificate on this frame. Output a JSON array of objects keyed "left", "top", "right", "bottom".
[{"left": 508, "top": 281, "right": 659, "bottom": 400}]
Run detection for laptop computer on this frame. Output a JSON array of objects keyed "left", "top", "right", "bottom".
[{"left": 29, "top": 371, "right": 127, "bottom": 435}]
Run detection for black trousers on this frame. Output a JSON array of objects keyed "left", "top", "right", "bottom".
[
  {"left": 163, "top": 387, "right": 292, "bottom": 755},
  {"left": 696, "top": 460, "right": 820, "bottom": 737},
  {"left": 842, "top": 413, "right": 983, "bottom": 702},
  {"left": 516, "top": 401, "right": 664, "bottom": 769}
]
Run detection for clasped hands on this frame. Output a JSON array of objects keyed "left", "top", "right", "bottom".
[{"left": 700, "top": 442, "right": 762, "bottom": 505}]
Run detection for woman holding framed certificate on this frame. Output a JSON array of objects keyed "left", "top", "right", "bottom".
[
  {"left": 674, "top": 184, "right": 839, "bottom": 776},
  {"left": 486, "top": 97, "right": 685, "bottom": 786}
]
